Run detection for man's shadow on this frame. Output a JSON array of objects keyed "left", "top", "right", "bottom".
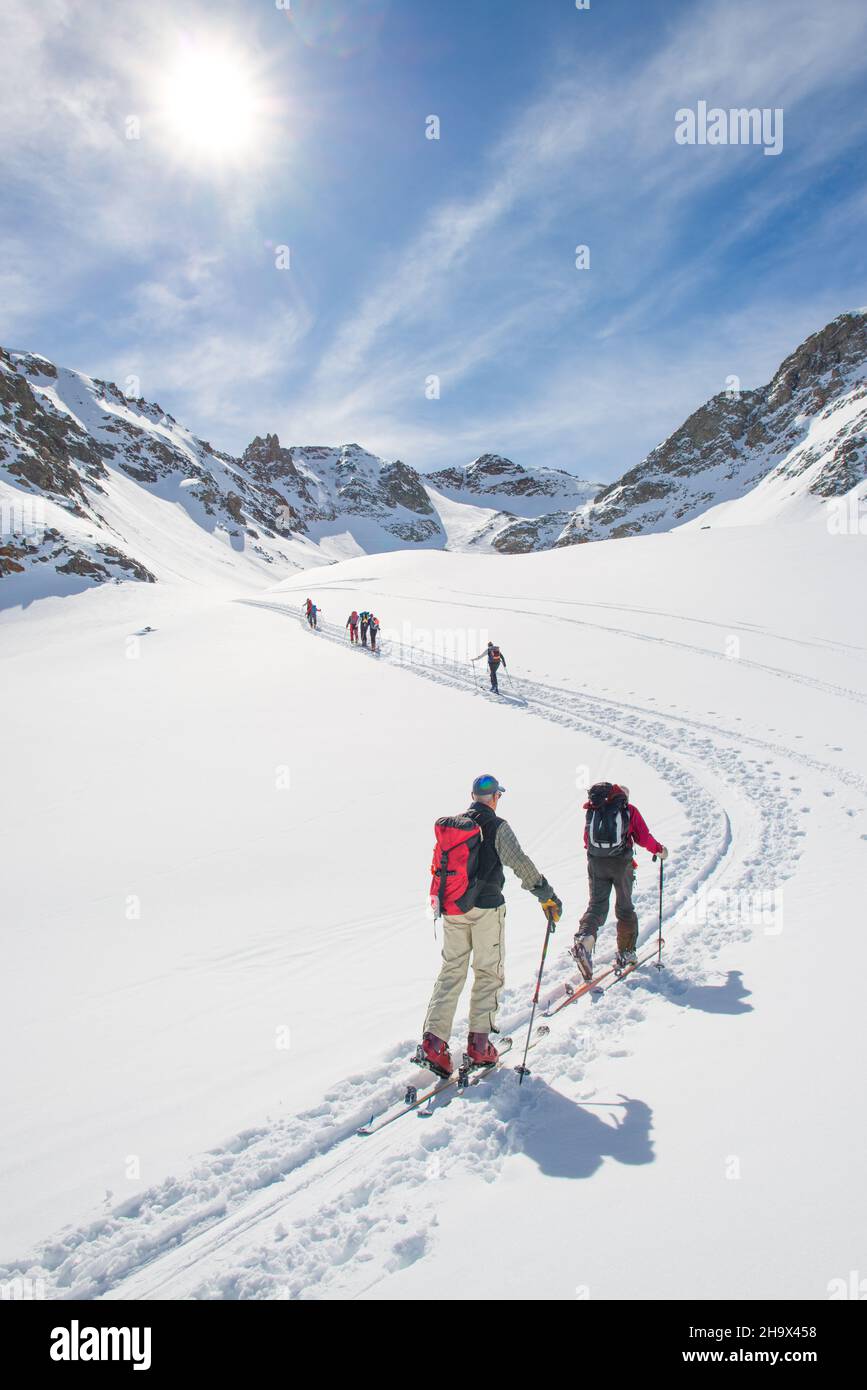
[
  {"left": 463, "top": 1080, "right": 654, "bottom": 1181},
  {"left": 643, "top": 967, "right": 753, "bottom": 1016}
]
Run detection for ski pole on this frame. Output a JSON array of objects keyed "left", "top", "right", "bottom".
[
  {"left": 652, "top": 855, "right": 664, "bottom": 970},
  {"left": 517, "top": 906, "right": 556, "bottom": 1085}
]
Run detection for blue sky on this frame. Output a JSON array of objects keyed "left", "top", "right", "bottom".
[{"left": 2, "top": 0, "right": 866, "bottom": 480}]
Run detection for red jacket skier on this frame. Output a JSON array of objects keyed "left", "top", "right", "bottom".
[{"left": 573, "top": 782, "right": 667, "bottom": 979}]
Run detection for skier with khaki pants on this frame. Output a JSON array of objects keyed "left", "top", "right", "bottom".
[{"left": 419, "top": 774, "right": 562, "bottom": 1077}]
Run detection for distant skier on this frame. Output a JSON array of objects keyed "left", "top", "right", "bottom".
[
  {"left": 307, "top": 602, "right": 320, "bottom": 630},
  {"left": 474, "top": 640, "right": 506, "bottom": 693},
  {"left": 305, "top": 597, "right": 313, "bottom": 620},
  {"left": 368, "top": 614, "right": 380, "bottom": 651},
  {"left": 346, "top": 610, "right": 360, "bottom": 644},
  {"left": 420, "top": 773, "right": 562, "bottom": 1077},
  {"left": 572, "top": 782, "right": 667, "bottom": 979},
  {"left": 359, "top": 611, "right": 371, "bottom": 647}
]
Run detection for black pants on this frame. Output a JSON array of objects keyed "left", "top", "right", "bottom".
[
  {"left": 361, "top": 625, "right": 368, "bottom": 646},
  {"left": 579, "top": 852, "right": 638, "bottom": 950},
  {"left": 489, "top": 663, "right": 499, "bottom": 692}
]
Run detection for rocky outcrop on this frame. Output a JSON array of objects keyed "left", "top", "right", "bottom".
[
  {"left": 237, "top": 438, "right": 443, "bottom": 544},
  {"left": 577, "top": 310, "right": 867, "bottom": 540},
  {"left": 427, "top": 453, "right": 600, "bottom": 506}
]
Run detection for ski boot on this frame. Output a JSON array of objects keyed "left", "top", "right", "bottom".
[
  {"left": 465, "top": 1031, "right": 498, "bottom": 1066},
  {"left": 614, "top": 947, "right": 638, "bottom": 975},
  {"left": 416, "top": 1032, "right": 453, "bottom": 1078},
  {"left": 570, "top": 932, "right": 595, "bottom": 982}
]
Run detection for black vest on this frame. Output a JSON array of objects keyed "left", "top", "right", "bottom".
[{"left": 465, "top": 801, "right": 506, "bottom": 908}]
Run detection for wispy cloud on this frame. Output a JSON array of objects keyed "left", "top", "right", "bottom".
[
  {"left": 287, "top": 0, "right": 867, "bottom": 472},
  {"left": 2, "top": 0, "right": 867, "bottom": 475}
]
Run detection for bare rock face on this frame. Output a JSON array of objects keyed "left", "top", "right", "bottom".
[
  {"left": 56, "top": 544, "right": 156, "bottom": 583},
  {"left": 0, "top": 349, "right": 108, "bottom": 504},
  {"left": 0, "top": 524, "right": 156, "bottom": 585},
  {"left": 236, "top": 438, "right": 443, "bottom": 543},
  {"left": 427, "top": 452, "right": 600, "bottom": 506},
  {"left": 380, "top": 460, "right": 436, "bottom": 516}
]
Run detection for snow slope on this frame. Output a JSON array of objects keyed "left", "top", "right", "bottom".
[{"left": 1, "top": 519, "right": 866, "bottom": 1299}]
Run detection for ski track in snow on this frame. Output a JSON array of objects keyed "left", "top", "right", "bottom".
[
  {"left": 364, "top": 586, "right": 867, "bottom": 709},
  {"left": 5, "top": 597, "right": 865, "bottom": 1301}
]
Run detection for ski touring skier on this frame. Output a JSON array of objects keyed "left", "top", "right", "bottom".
[
  {"left": 307, "top": 602, "right": 320, "bottom": 630},
  {"left": 420, "top": 773, "right": 562, "bottom": 1078},
  {"left": 474, "top": 640, "right": 506, "bottom": 693},
  {"left": 346, "top": 610, "right": 360, "bottom": 644},
  {"left": 359, "top": 611, "right": 371, "bottom": 647},
  {"left": 368, "top": 614, "right": 380, "bottom": 652},
  {"left": 572, "top": 782, "right": 667, "bottom": 980}
]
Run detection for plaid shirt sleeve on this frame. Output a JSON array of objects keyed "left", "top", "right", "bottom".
[{"left": 495, "top": 819, "right": 543, "bottom": 892}]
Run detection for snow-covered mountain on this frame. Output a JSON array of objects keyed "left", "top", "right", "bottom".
[
  {"left": 239, "top": 434, "right": 445, "bottom": 556},
  {"left": 424, "top": 453, "right": 601, "bottom": 554},
  {"left": 0, "top": 349, "right": 595, "bottom": 599},
  {"left": 568, "top": 309, "right": 867, "bottom": 542},
  {"left": 0, "top": 348, "right": 331, "bottom": 599},
  {"left": 427, "top": 452, "right": 598, "bottom": 507},
  {"left": 3, "top": 310, "right": 866, "bottom": 604}
]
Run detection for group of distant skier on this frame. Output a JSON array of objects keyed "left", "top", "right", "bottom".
[
  {"left": 345, "top": 609, "right": 381, "bottom": 650},
  {"left": 304, "top": 598, "right": 382, "bottom": 649}
]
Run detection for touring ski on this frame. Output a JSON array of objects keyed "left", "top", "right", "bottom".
[
  {"left": 543, "top": 962, "right": 618, "bottom": 1016},
  {"left": 597, "top": 941, "right": 664, "bottom": 993},
  {"left": 357, "top": 1027, "right": 548, "bottom": 1136},
  {"left": 544, "top": 939, "right": 665, "bottom": 1017}
]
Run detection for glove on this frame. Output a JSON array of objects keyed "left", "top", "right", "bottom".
[
  {"left": 657, "top": 846, "right": 669, "bottom": 861},
  {"left": 531, "top": 879, "right": 562, "bottom": 923},
  {"left": 540, "top": 895, "right": 562, "bottom": 925}
]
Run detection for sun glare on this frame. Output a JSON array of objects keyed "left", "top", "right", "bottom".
[{"left": 158, "top": 43, "right": 262, "bottom": 163}]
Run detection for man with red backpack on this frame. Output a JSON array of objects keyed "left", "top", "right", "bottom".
[
  {"left": 572, "top": 782, "right": 668, "bottom": 980},
  {"left": 419, "top": 773, "right": 562, "bottom": 1077}
]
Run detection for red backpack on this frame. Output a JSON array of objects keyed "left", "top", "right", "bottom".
[{"left": 430, "top": 815, "right": 481, "bottom": 918}]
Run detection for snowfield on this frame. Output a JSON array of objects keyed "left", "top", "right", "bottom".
[{"left": 1, "top": 517, "right": 866, "bottom": 1300}]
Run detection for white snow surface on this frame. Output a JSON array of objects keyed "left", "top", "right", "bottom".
[{"left": 2, "top": 518, "right": 866, "bottom": 1300}]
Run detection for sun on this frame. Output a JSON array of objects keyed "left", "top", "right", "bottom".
[{"left": 157, "top": 42, "right": 263, "bottom": 163}]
